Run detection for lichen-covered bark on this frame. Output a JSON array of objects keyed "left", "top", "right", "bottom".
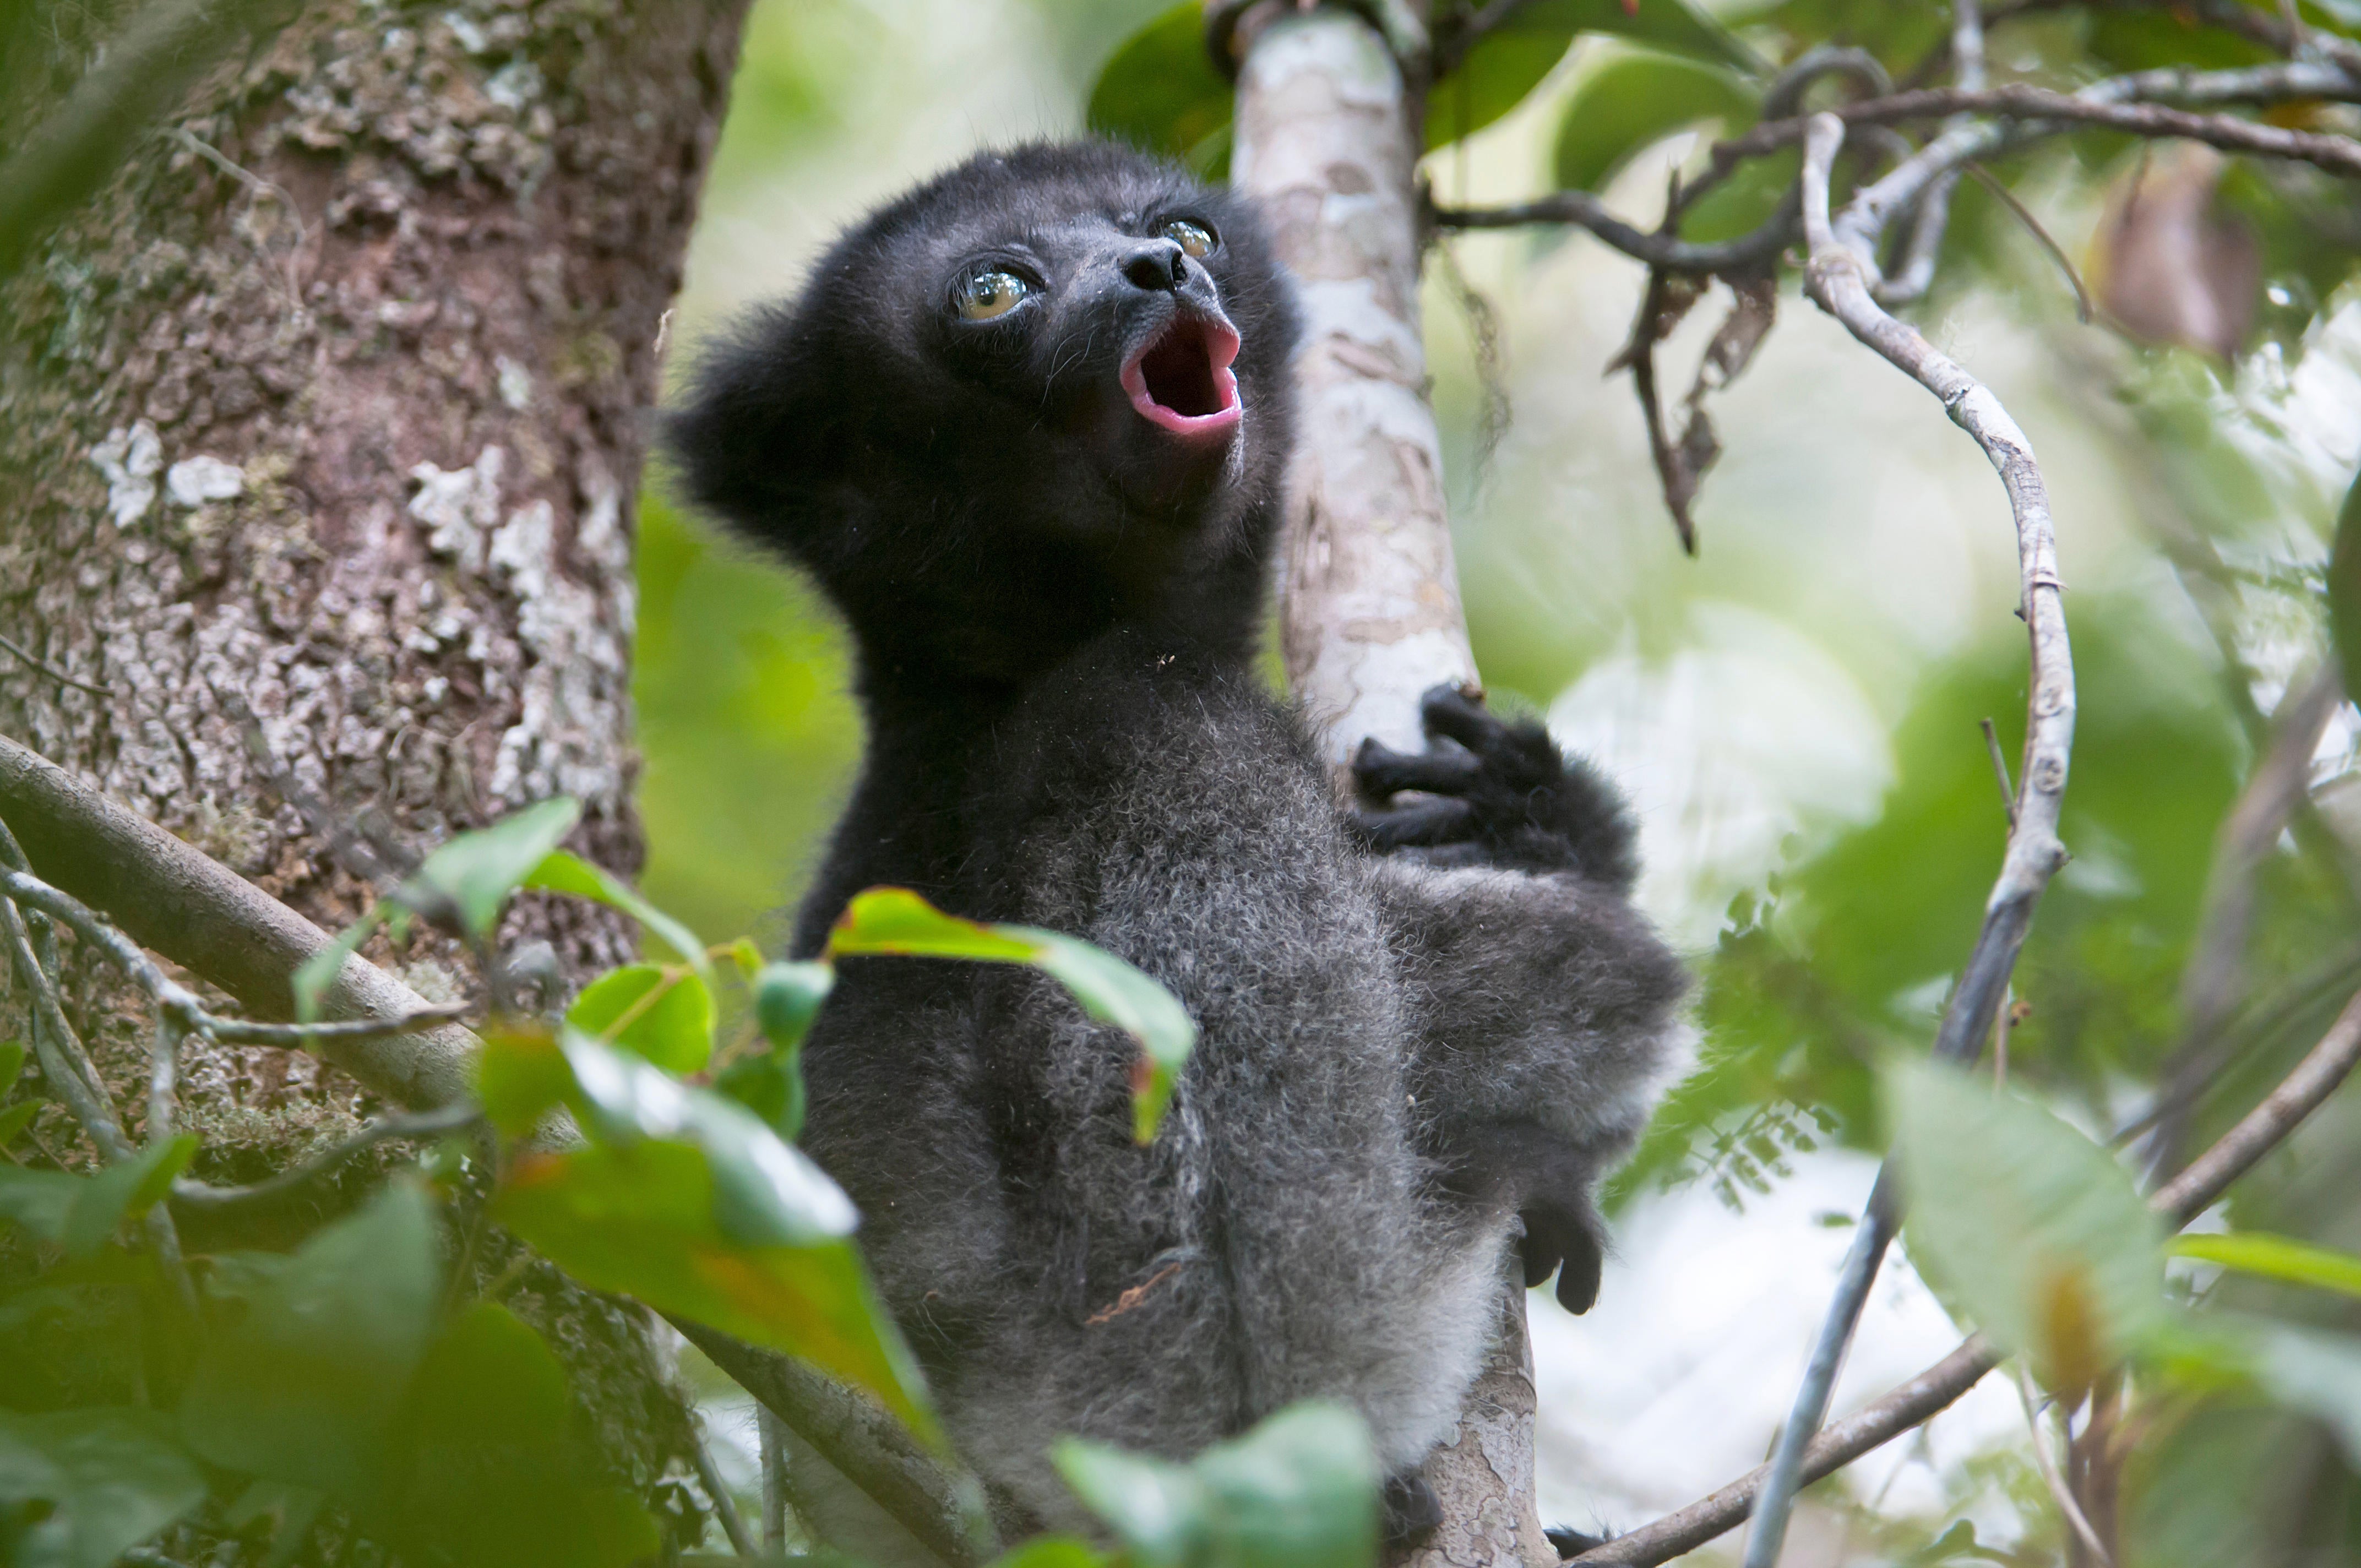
[
  {"left": 0, "top": 0, "right": 749, "bottom": 1549},
  {"left": 0, "top": 0, "right": 740, "bottom": 1111}
]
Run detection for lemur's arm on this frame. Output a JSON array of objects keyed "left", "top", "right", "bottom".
[{"left": 1353, "top": 687, "right": 1690, "bottom": 1312}]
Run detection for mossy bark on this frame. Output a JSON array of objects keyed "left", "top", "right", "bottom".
[{"left": 0, "top": 0, "right": 751, "bottom": 1554}]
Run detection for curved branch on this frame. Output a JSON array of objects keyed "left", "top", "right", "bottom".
[
  {"left": 1740, "top": 110, "right": 2079, "bottom": 1568},
  {"left": 1432, "top": 186, "right": 1800, "bottom": 275}
]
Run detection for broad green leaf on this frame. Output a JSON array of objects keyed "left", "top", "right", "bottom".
[
  {"left": 1055, "top": 1402, "right": 1380, "bottom": 1568},
  {"left": 0, "top": 1136, "right": 196, "bottom": 1256},
  {"left": 62, "top": 1135, "right": 196, "bottom": 1257},
  {"left": 180, "top": 1182, "right": 442, "bottom": 1499},
  {"left": 2329, "top": 467, "right": 2361, "bottom": 709},
  {"left": 0, "top": 1038, "right": 23, "bottom": 1098},
  {"left": 474, "top": 1020, "right": 575, "bottom": 1140},
  {"left": 1428, "top": 20, "right": 1576, "bottom": 151},
  {"left": 292, "top": 903, "right": 386, "bottom": 1024},
  {"left": 1086, "top": 2, "right": 1231, "bottom": 163},
  {"left": 715, "top": 1043, "right": 808, "bottom": 1144},
  {"left": 381, "top": 1300, "right": 659, "bottom": 1568},
  {"left": 1191, "top": 1402, "right": 1380, "bottom": 1568},
  {"left": 0, "top": 1099, "right": 37, "bottom": 1148},
  {"left": 0, "top": 1164, "right": 76, "bottom": 1242},
  {"left": 1552, "top": 50, "right": 1756, "bottom": 192},
  {"left": 825, "top": 886, "right": 1041, "bottom": 963},
  {"left": 494, "top": 1140, "right": 938, "bottom": 1446},
  {"left": 827, "top": 889, "right": 1197, "bottom": 1143},
  {"left": 567, "top": 963, "right": 716, "bottom": 1074},
  {"left": 1674, "top": 146, "right": 1797, "bottom": 244},
  {"left": 1052, "top": 1441, "right": 1210, "bottom": 1568},
  {"left": 754, "top": 960, "right": 836, "bottom": 1051},
  {"left": 1885, "top": 1058, "right": 2165, "bottom": 1396},
  {"left": 525, "top": 850, "right": 711, "bottom": 983},
  {"left": 402, "top": 796, "right": 583, "bottom": 938},
  {"left": 2173, "top": 1232, "right": 2361, "bottom": 1300},
  {"left": 0, "top": 1408, "right": 206, "bottom": 1568},
  {"left": 557, "top": 1028, "right": 855, "bottom": 1245}
]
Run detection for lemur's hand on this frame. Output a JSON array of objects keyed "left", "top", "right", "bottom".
[{"left": 1350, "top": 684, "right": 1638, "bottom": 891}]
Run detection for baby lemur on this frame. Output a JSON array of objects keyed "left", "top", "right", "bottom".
[{"left": 668, "top": 141, "right": 1686, "bottom": 1543}]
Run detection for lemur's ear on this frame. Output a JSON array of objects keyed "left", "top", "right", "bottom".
[{"left": 664, "top": 301, "right": 831, "bottom": 536}]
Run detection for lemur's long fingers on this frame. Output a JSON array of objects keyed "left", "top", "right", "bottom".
[
  {"left": 1348, "top": 796, "right": 1475, "bottom": 848},
  {"left": 1352, "top": 737, "right": 1484, "bottom": 798},
  {"left": 1417, "top": 683, "right": 1506, "bottom": 754}
]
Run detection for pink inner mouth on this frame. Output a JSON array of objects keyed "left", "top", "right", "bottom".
[{"left": 1120, "top": 319, "right": 1243, "bottom": 437}]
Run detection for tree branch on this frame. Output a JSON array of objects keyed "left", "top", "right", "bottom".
[
  {"left": 0, "top": 727, "right": 989, "bottom": 1562},
  {"left": 1737, "top": 109, "right": 2081, "bottom": 1567},
  {"left": 1576, "top": 982, "right": 2361, "bottom": 1566}
]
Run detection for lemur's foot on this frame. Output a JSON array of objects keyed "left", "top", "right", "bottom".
[
  {"left": 1382, "top": 1472, "right": 1443, "bottom": 1550},
  {"left": 1349, "top": 684, "right": 1638, "bottom": 889}
]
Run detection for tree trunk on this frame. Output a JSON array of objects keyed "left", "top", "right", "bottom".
[
  {"left": 1231, "top": 7, "right": 1551, "bottom": 1565},
  {"left": 0, "top": 0, "right": 750, "bottom": 1549}
]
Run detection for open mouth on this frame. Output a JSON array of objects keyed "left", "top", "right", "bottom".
[{"left": 1120, "top": 317, "right": 1243, "bottom": 438}]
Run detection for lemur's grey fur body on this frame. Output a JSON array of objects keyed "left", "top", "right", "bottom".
[{"left": 668, "top": 140, "right": 1687, "bottom": 1539}]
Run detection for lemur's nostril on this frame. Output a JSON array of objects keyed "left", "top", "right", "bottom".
[{"left": 1120, "top": 241, "right": 1185, "bottom": 292}]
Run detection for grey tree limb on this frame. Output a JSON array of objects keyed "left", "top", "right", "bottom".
[{"left": 1577, "top": 982, "right": 2361, "bottom": 1566}]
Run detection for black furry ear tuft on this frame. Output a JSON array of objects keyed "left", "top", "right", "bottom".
[{"left": 661, "top": 300, "right": 822, "bottom": 543}]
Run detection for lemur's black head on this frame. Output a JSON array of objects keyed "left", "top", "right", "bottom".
[{"left": 667, "top": 141, "right": 1301, "bottom": 692}]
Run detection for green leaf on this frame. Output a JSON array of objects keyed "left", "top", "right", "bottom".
[
  {"left": 1885, "top": 1058, "right": 2165, "bottom": 1396},
  {"left": 0, "top": 1038, "right": 23, "bottom": 1098},
  {"left": 180, "top": 1182, "right": 443, "bottom": 1500},
  {"left": 1052, "top": 1441, "right": 1209, "bottom": 1568},
  {"left": 0, "top": 1099, "right": 37, "bottom": 1148},
  {"left": 493, "top": 1139, "right": 938, "bottom": 1446},
  {"left": 1086, "top": 2, "right": 1232, "bottom": 164},
  {"left": 715, "top": 1043, "right": 808, "bottom": 1144},
  {"left": 989, "top": 1538, "right": 1114, "bottom": 1568},
  {"left": 1055, "top": 1402, "right": 1380, "bottom": 1568},
  {"left": 826, "top": 889, "right": 1196, "bottom": 1143},
  {"left": 473, "top": 1021, "right": 575, "bottom": 1140},
  {"left": 727, "top": 936, "right": 766, "bottom": 984},
  {"left": 293, "top": 903, "right": 387, "bottom": 1025},
  {"left": 62, "top": 1135, "right": 196, "bottom": 1257},
  {"left": 2238, "top": 1317, "right": 2361, "bottom": 1468},
  {"left": 1551, "top": 49, "right": 1756, "bottom": 192},
  {"left": 0, "top": 1136, "right": 197, "bottom": 1257},
  {"left": 2172, "top": 1232, "right": 2361, "bottom": 1300},
  {"left": 0, "top": 1408, "right": 207, "bottom": 1568},
  {"left": 402, "top": 796, "right": 583, "bottom": 939},
  {"left": 567, "top": 963, "right": 716, "bottom": 1074},
  {"left": 556, "top": 1028, "right": 855, "bottom": 1245},
  {"left": 1512, "top": 0, "right": 1760, "bottom": 73},
  {"left": 1428, "top": 21, "right": 1576, "bottom": 151},
  {"left": 754, "top": 960, "right": 836, "bottom": 1052},
  {"left": 0, "top": 1164, "right": 76, "bottom": 1243},
  {"left": 2329, "top": 466, "right": 2361, "bottom": 709},
  {"left": 1190, "top": 1403, "right": 1381, "bottom": 1568},
  {"left": 382, "top": 1300, "right": 659, "bottom": 1568},
  {"left": 224, "top": 1481, "right": 327, "bottom": 1568},
  {"left": 525, "top": 850, "right": 711, "bottom": 983}
]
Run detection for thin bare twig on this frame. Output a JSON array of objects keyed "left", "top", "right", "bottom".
[
  {"left": 1432, "top": 185, "right": 1799, "bottom": 275},
  {"left": 1960, "top": 161, "right": 2095, "bottom": 323},
  {"left": 2016, "top": 1366, "right": 2113, "bottom": 1565},
  {"left": 691, "top": 1406, "right": 761, "bottom": 1560},
  {"left": 1741, "top": 110, "right": 2080, "bottom": 1568},
  {"left": 0, "top": 630, "right": 115, "bottom": 696},
  {"left": 170, "top": 1102, "right": 483, "bottom": 1212},
  {"left": 1576, "top": 983, "right": 2361, "bottom": 1566}
]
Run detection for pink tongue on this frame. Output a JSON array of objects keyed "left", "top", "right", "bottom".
[{"left": 1123, "top": 326, "right": 1242, "bottom": 436}]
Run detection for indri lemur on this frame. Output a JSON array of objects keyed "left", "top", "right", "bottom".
[{"left": 668, "top": 141, "right": 1687, "bottom": 1539}]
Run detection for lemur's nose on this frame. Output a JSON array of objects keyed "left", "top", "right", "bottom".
[{"left": 1120, "top": 239, "right": 1187, "bottom": 292}]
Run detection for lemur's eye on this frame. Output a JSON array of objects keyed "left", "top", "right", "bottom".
[
  {"left": 957, "top": 269, "right": 1029, "bottom": 320},
  {"left": 1160, "top": 220, "right": 1216, "bottom": 258}
]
